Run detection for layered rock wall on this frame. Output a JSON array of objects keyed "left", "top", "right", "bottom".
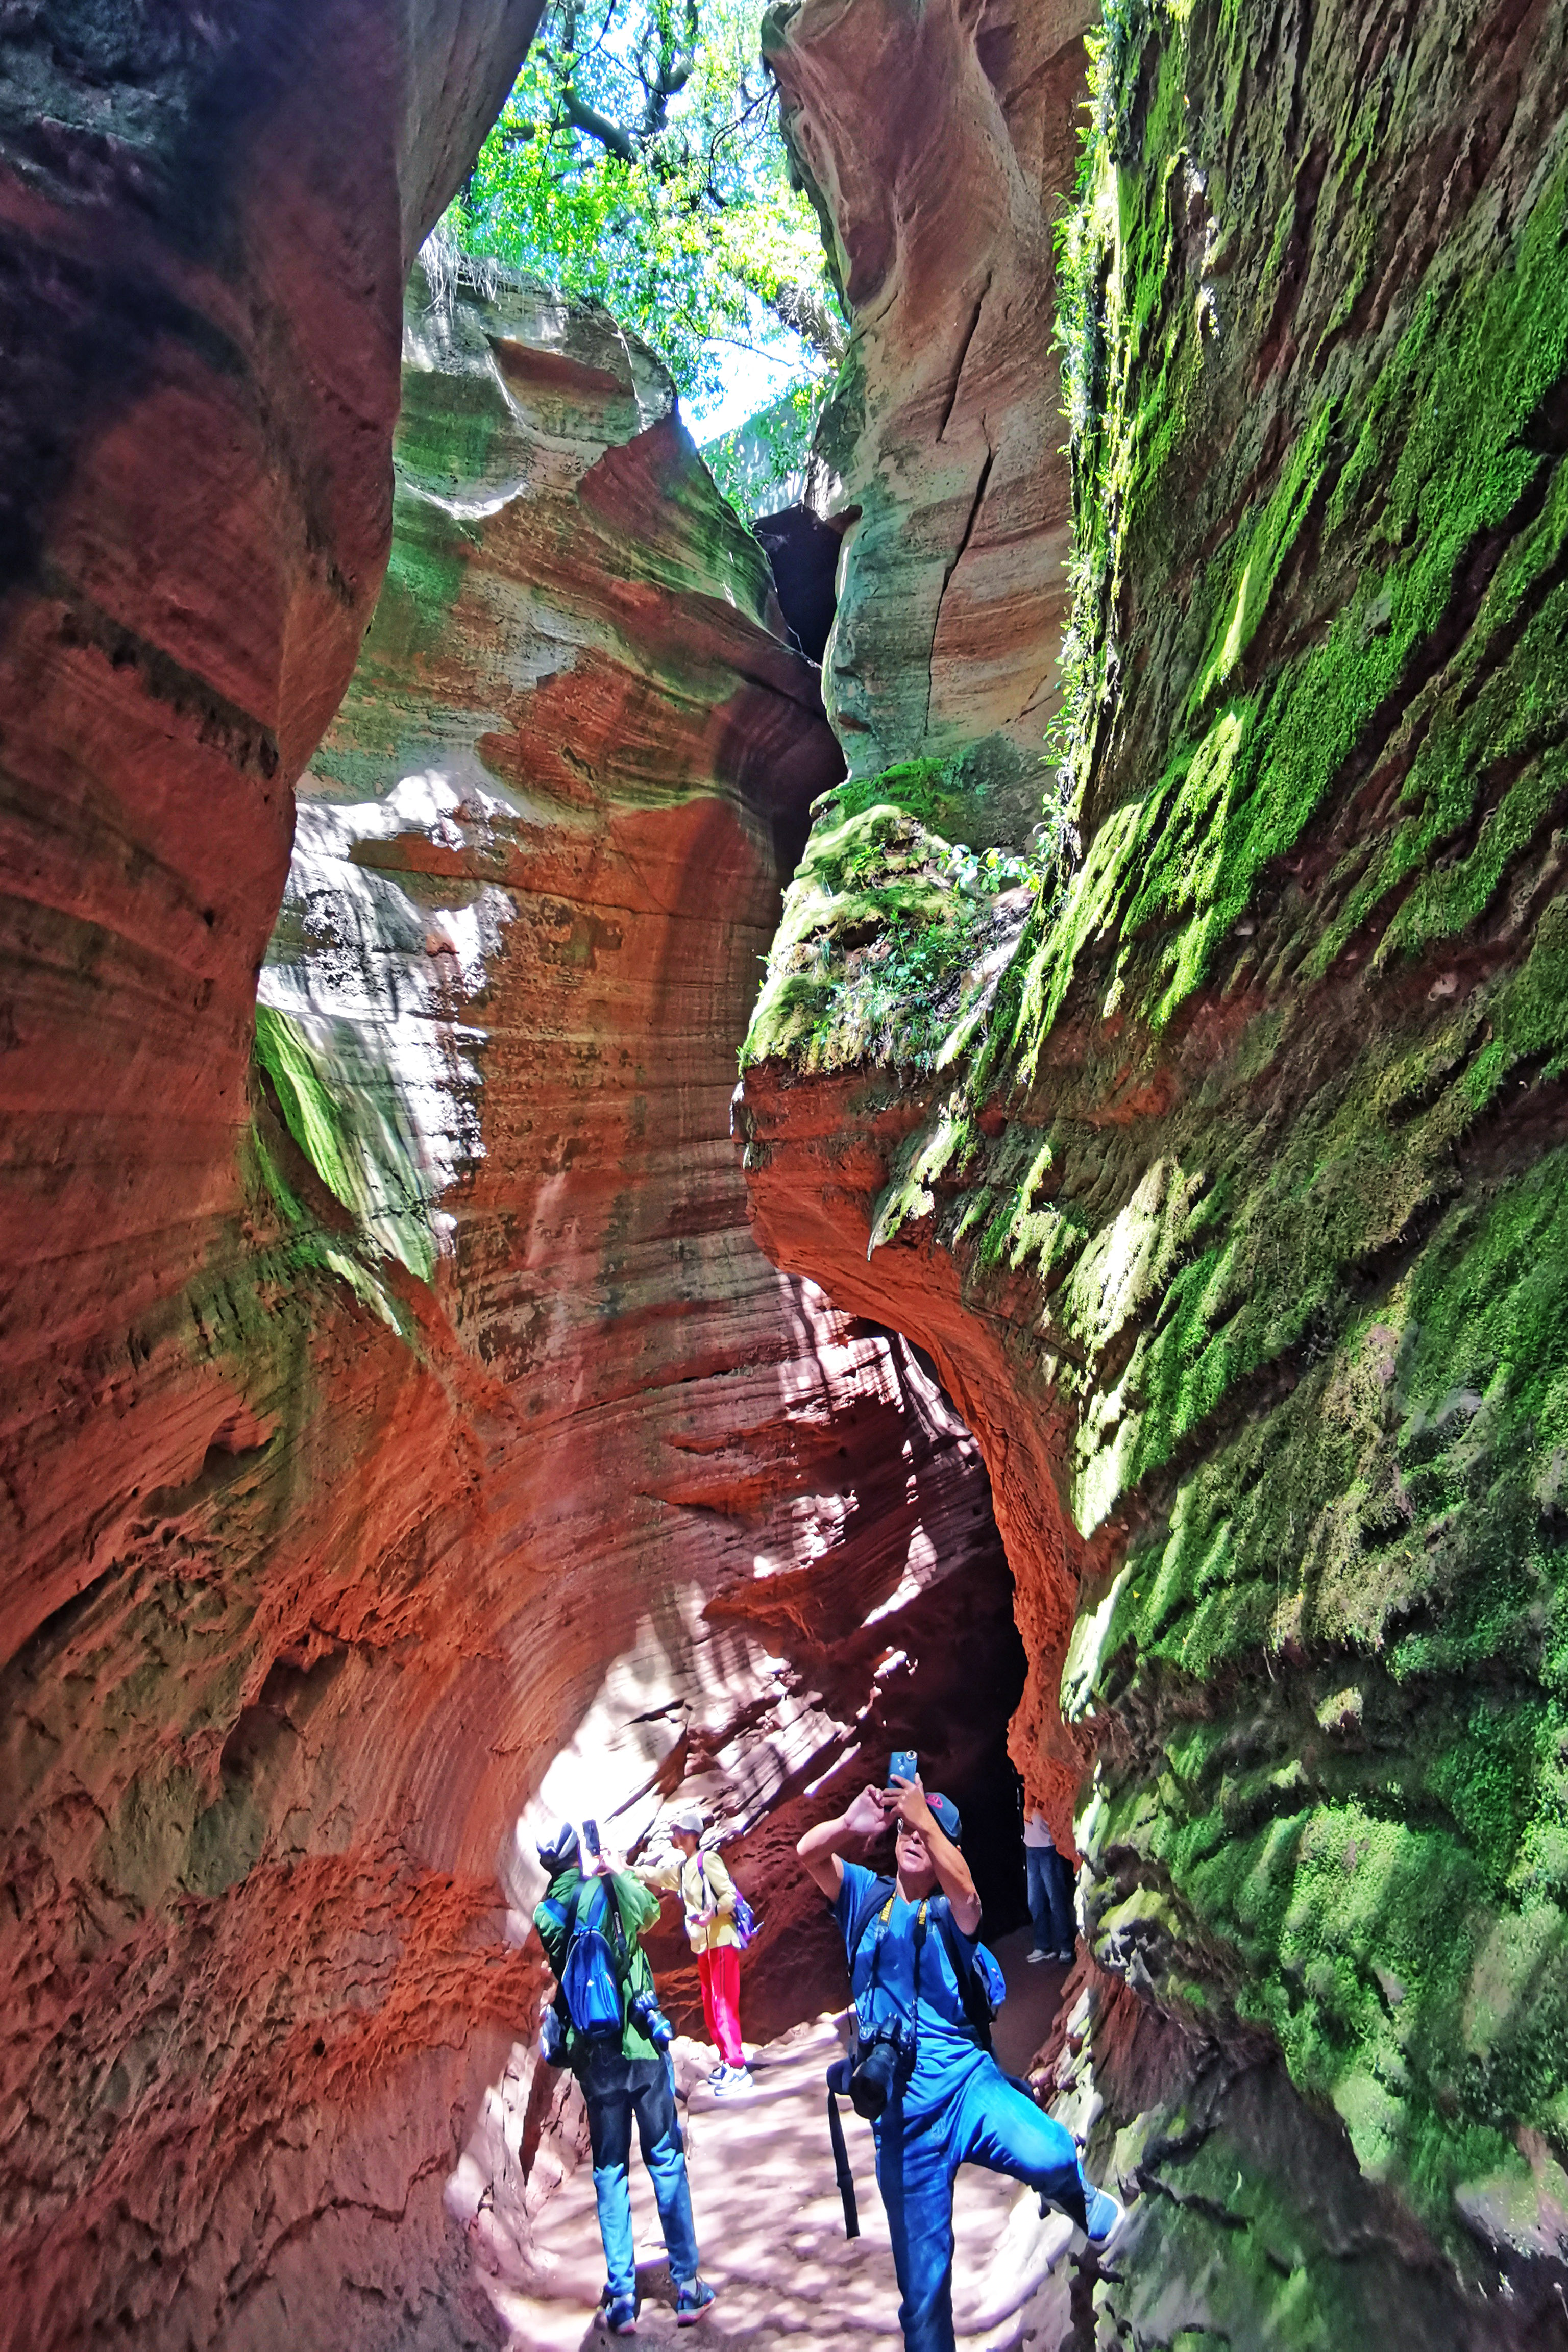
[
  {"left": 0, "top": 0, "right": 541, "bottom": 1663},
  {"left": 2, "top": 16, "right": 536, "bottom": 2342},
  {"left": 0, "top": 205, "right": 1021, "bottom": 2344},
  {"left": 766, "top": 0, "right": 1094, "bottom": 837},
  {"left": 739, "top": 0, "right": 1568, "bottom": 2339}
]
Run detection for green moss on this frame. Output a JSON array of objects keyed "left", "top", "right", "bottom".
[
  {"left": 820, "top": 758, "right": 965, "bottom": 835},
  {"left": 1010, "top": 76, "right": 1568, "bottom": 1068},
  {"left": 1186, "top": 398, "right": 1338, "bottom": 715},
  {"left": 253, "top": 1005, "right": 439, "bottom": 1289},
  {"left": 740, "top": 767, "right": 1037, "bottom": 1073},
  {"left": 744, "top": 0, "right": 1568, "bottom": 2267},
  {"left": 256, "top": 1006, "right": 369, "bottom": 1223},
  {"left": 1069, "top": 1155, "right": 1568, "bottom": 2242}
]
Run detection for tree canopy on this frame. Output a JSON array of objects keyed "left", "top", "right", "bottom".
[{"left": 442, "top": 0, "right": 844, "bottom": 422}]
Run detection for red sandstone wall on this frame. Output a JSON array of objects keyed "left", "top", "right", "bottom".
[
  {"left": 0, "top": 233, "right": 1018, "bottom": 2344},
  {"left": 749, "top": 0, "right": 1097, "bottom": 1843},
  {"left": 0, "top": 0, "right": 541, "bottom": 1667},
  {"left": 768, "top": 0, "right": 1093, "bottom": 830}
]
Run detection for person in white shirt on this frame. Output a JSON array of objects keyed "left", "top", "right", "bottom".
[
  {"left": 1023, "top": 1805, "right": 1075, "bottom": 1963},
  {"left": 638, "top": 1802, "right": 753, "bottom": 2096}
]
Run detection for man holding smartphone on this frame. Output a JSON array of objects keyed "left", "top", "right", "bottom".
[{"left": 797, "top": 1763, "right": 1126, "bottom": 2352}]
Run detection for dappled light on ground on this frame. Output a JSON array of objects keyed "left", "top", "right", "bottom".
[
  {"left": 483, "top": 2016, "right": 1077, "bottom": 2350},
  {"left": 458, "top": 1929, "right": 1080, "bottom": 2348}
]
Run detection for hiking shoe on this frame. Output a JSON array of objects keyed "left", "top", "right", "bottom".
[
  {"left": 675, "top": 2278, "right": 717, "bottom": 2325},
  {"left": 602, "top": 2296, "right": 638, "bottom": 2335},
  {"left": 1083, "top": 2183, "right": 1130, "bottom": 2255}
]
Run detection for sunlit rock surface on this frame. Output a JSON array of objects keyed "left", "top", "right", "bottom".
[
  {"left": 738, "top": 0, "right": 1568, "bottom": 2341},
  {"left": 462, "top": 1969, "right": 1077, "bottom": 2349},
  {"left": 765, "top": 0, "right": 1094, "bottom": 838},
  {"left": 0, "top": 229, "right": 1022, "bottom": 2347}
]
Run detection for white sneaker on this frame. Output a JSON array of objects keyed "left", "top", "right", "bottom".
[
  {"left": 1026, "top": 1948, "right": 1048, "bottom": 1963},
  {"left": 712, "top": 2064, "right": 754, "bottom": 2098}
]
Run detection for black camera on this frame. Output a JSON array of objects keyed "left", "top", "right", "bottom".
[
  {"left": 628, "top": 1985, "right": 675, "bottom": 2052},
  {"left": 847, "top": 2021, "right": 913, "bottom": 2120}
]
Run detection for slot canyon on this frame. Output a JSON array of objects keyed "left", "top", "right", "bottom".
[{"left": 2, "top": 1, "right": 1566, "bottom": 2349}]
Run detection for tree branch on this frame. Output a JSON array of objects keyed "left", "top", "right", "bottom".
[
  {"left": 762, "top": 279, "right": 846, "bottom": 365},
  {"left": 634, "top": 0, "right": 698, "bottom": 139},
  {"left": 561, "top": 85, "right": 636, "bottom": 160}
]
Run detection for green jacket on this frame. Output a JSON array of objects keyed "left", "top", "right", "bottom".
[{"left": 534, "top": 1866, "right": 663, "bottom": 2064}]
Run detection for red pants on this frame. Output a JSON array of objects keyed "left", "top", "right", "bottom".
[{"left": 697, "top": 1945, "right": 744, "bottom": 2066}]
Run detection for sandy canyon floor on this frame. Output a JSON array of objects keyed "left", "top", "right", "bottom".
[{"left": 483, "top": 1933, "right": 1081, "bottom": 2351}]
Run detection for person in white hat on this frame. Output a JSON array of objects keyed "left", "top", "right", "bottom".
[{"left": 638, "top": 1802, "right": 752, "bottom": 2097}]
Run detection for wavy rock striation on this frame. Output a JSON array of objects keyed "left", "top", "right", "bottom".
[
  {"left": 0, "top": 212, "right": 1023, "bottom": 2343},
  {"left": 739, "top": 0, "right": 1568, "bottom": 2340},
  {"left": 766, "top": 0, "right": 1094, "bottom": 837},
  {"left": 0, "top": 0, "right": 541, "bottom": 1664}
]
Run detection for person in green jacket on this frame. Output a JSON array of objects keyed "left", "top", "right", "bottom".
[{"left": 533, "top": 1821, "right": 716, "bottom": 2335}]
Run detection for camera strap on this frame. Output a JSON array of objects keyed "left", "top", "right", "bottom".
[
  {"left": 825, "top": 2058, "right": 861, "bottom": 2240},
  {"left": 911, "top": 1900, "right": 929, "bottom": 2070},
  {"left": 853, "top": 1888, "right": 925, "bottom": 2060}
]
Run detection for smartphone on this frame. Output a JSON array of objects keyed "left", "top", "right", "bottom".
[
  {"left": 888, "top": 1750, "right": 917, "bottom": 1787},
  {"left": 580, "top": 1818, "right": 601, "bottom": 1859}
]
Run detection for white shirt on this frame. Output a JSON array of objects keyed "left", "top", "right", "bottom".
[{"left": 1024, "top": 1810, "right": 1056, "bottom": 1850}]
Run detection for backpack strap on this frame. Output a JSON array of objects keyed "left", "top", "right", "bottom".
[
  {"left": 926, "top": 1897, "right": 993, "bottom": 2050},
  {"left": 695, "top": 1853, "right": 712, "bottom": 1918},
  {"left": 844, "top": 1876, "right": 898, "bottom": 1990},
  {"left": 561, "top": 1876, "right": 631, "bottom": 1975}
]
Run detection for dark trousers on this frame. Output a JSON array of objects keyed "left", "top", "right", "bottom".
[{"left": 1026, "top": 1846, "right": 1075, "bottom": 1953}]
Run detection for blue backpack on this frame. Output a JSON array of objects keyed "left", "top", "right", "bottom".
[{"left": 555, "top": 1880, "right": 628, "bottom": 2042}]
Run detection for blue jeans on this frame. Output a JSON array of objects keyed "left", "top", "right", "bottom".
[
  {"left": 579, "top": 2049, "right": 700, "bottom": 2301},
  {"left": 874, "top": 2042, "right": 1088, "bottom": 2352},
  {"left": 1026, "top": 1846, "right": 1074, "bottom": 1954}
]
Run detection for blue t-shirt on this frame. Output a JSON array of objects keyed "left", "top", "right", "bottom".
[{"left": 834, "top": 1860, "right": 980, "bottom": 2067}]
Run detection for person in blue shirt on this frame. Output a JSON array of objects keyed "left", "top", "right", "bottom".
[{"left": 798, "top": 1772, "right": 1125, "bottom": 2352}]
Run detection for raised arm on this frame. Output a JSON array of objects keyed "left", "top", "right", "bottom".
[
  {"left": 796, "top": 1784, "right": 888, "bottom": 1899},
  {"left": 888, "top": 1777, "right": 981, "bottom": 1935},
  {"left": 633, "top": 1850, "right": 683, "bottom": 1897}
]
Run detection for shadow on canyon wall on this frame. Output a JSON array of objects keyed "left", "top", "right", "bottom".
[{"left": 3, "top": 0, "right": 1567, "bottom": 2346}]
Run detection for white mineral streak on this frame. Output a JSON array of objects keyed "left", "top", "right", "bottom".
[{"left": 258, "top": 777, "right": 517, "bottom": 1274}]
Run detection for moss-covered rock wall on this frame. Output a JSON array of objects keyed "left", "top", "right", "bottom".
[{"left": 739, "top": 0, "right": 1568, "bottom": 2334}]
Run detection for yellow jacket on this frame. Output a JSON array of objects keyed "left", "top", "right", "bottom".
[{"left": 639, "top": 1848, "right": 741, "bottom": 1953}]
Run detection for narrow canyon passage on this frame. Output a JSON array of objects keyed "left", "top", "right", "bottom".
[
  {"left": 3, "top": 0, "right": 1567, "bottom": 2346},
  {"left": 0, "top": 203, "right": 1046, "bottom": 2348}
]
